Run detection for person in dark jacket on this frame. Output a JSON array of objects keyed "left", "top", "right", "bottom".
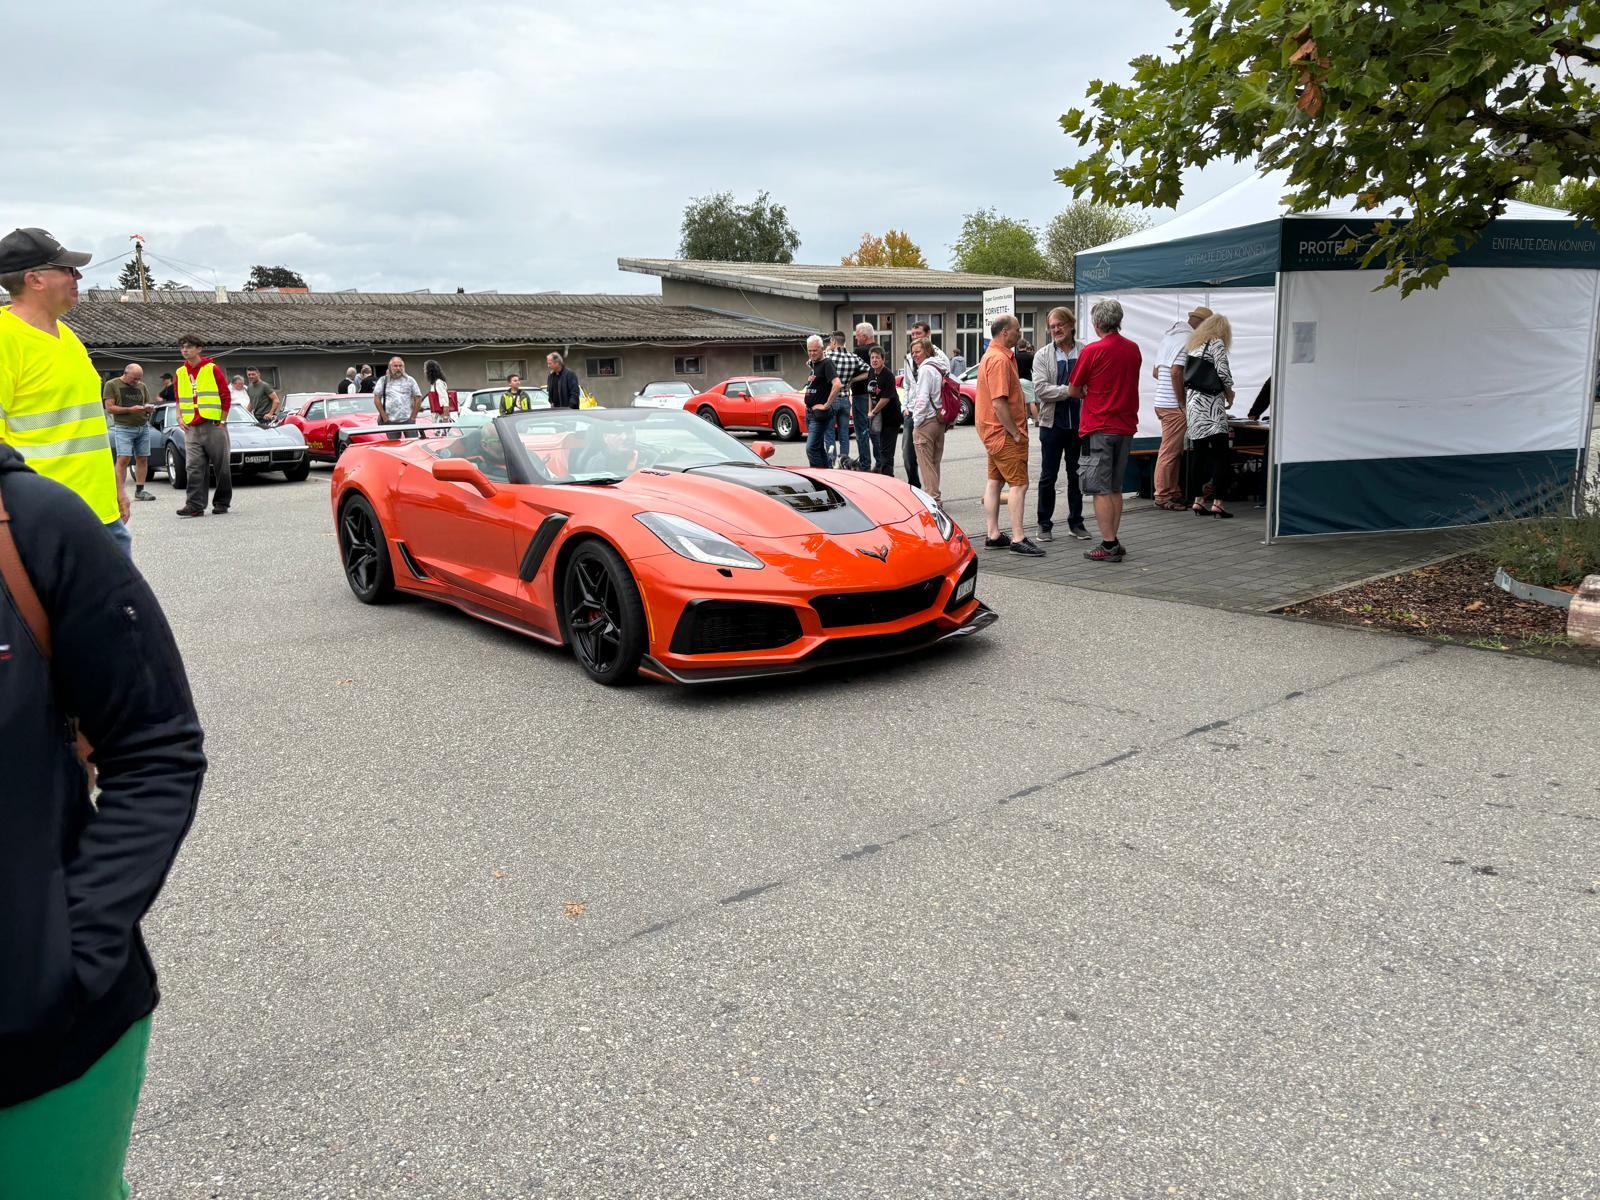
[
  {"left": 0, "top": 445, "right": 204, "bottom": 1197},
  {"left": 546, "top": 352, "right": 581, "bottom": 409}
]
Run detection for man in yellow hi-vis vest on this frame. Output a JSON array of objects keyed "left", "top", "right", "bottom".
[
  {"left": 0, "top": 228, "right": 132, "bottom": 555},
  {"left": 173, "top": 334, "right": 233, "bottom": 517}
]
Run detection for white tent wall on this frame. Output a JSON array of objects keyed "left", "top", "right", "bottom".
[
  {"left": 1273, "top": 267, "right": 1600, "bottom": 536},
  {"left": 1077, "top": 288, "right": 1274, "bottom": 445}
]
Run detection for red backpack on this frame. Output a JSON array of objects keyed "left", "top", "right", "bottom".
[{"left": 934, "top": 369, "right": 963, "bottom": 425}]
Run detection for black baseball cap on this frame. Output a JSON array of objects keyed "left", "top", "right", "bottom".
[{"left": 0, "top": 228, "right": 92, "bottom": 275}]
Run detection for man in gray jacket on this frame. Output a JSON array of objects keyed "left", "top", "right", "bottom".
[
  {"left": 899, "top": 320, "right": 947, "bottom": 488},
  {"left": 1030, "top": 307, "right": 1089, "bottom": 540}
]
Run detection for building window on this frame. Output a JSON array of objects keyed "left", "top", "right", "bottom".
[
  {"left": 486, "top": 358, "right": 526, "bottom": 382},
  {"left": 851, "top": 312, "right": 895, "bottom": 354},
  {"left": 955, "top": 312, "right": 981, "bottom": 368},
  {"left": 905, "top": 312, "right": 945, "bottom": 352},
  {"left": 673, "top": 355, "right": 703, "bottom": 375},
  {"left": 1017, "top": 311, "right": 1037, "bottom": 346},
  {"left": 585, "top": 357, "right": 621, "bottom": 379},
  {"left": 753, "top": 353, "right": 781, "bottom": 374}
]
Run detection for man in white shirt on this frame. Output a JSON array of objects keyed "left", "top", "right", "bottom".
[
  {"left": 373, "top": 356, "right": 424, "bottom": 425},
  {"left": 1151, "top": 305, "right": 1210, "bottom": 509}
]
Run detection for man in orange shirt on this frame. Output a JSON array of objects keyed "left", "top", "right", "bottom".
[{"left": 975, "top": 314, "right": 1043, "bottom": 557}]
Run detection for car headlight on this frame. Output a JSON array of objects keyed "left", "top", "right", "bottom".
[
  {"left": 636, "top": 512, "right": 764, "bottom": 569},
  {"left": 910, "top": 485, "right": 953, "bottom": 539}
]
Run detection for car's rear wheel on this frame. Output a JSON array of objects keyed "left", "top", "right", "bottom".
[
  {"left": 958, "top": 396, "right": 974, "bottom": 425},
  {"left": 772, "top": 407, "right": 798, "bottom": 441},
  {"left": 562, "top": 541, "right": 645, "bottom": 686},
  {"left": 283, "top": 455, "right": 311, "bottom": 482},
  {"left": 339, "top": 494, "right": 394, "bottom": 604},
  {"left": 696, "top": 406, "right": 721, "bottom": 428},
  {"left": 166, "top": 443, "right": 186, "bottom": 489}
]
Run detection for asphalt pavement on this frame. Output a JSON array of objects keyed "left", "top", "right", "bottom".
[{"left": 121, "top": 446, "right": 1599, "bottom": 1198}]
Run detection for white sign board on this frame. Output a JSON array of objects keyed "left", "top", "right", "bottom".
[{"left": 981, "top": 286, "right": 1016, "bottom": 329}]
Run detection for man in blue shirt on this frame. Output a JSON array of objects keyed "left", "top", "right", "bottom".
[{"left": 1029, "top": 307, "right": 1089, "bottom": 541}]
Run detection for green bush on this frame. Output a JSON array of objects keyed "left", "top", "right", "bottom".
[{"left": 1478, "top": 475, "right": 1600, "bottom": 587}]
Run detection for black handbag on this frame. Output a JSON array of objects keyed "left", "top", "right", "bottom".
[{"left": 1183, "top": 349, "right": 1224, "bottom": 395}]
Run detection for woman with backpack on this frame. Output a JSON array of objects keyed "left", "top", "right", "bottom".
[
  {"left": 908, "top": 336, "right": 949, "bottom": 502},
  {"left": 1184, "top": 313, "right": 1238, "bottom": 517}
]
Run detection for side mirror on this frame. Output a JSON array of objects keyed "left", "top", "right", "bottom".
[
  {"left": 432, "top": 457, "right": 498, "bottom": 497},
  {"left": 752, "top": 441, "right": 776, "bottom": 460}
]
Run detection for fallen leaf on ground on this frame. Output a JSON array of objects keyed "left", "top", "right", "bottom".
[
  {"left": 563, "top": 901, "right": 586, "bottom": 918},
  {"left": 492, "top": 868, "right": 507, "bottom": 879},
  {"left": 1465, "top": 600, "right": 1485, "bottom": 612}
]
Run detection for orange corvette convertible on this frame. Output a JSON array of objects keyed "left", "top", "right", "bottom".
[{"left": 330, "top": 408, "right": 995, "bottom": 685}]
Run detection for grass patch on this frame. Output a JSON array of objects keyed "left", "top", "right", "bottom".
[{"left": 1476, "top": 476, "right": 1600, "bottom": 588}]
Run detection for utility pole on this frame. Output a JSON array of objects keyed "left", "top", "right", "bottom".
[{"left": 130, "top": 234, "right": 150, "bottom": 301}]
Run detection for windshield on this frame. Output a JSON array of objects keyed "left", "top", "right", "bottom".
[
  {"left": 493, "top": 408, "right": 764, "bottom": 485},
  {"left": 641, "top": 382, "right": 694, "bottom": 397},
  {"left": 322, "top": 397, "right": 371, "bottom": 418},
  {"left": 227, "top": 403, "right": 261, "bottom": 424},
  {"left": 747, "top": 380, "right": 791, "bottom": 395}
]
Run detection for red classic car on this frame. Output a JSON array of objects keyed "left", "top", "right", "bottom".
[
  {"left": 681, "top": 377, "right": 810, "bottom": 441},
  {"left": 281, "top": 393, "right": 443, "bottom": 462}
]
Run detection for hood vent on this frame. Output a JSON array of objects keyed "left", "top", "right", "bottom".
[{"left": 682, "top": 464, "right": 876, "bottom": 534}]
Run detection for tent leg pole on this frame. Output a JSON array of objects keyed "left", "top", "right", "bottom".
[
  {"left": 1577, "top": 275, "right": 1600, "bottom": 514},
  {"left": 1263, "top": 272, "right": 1286, "bottom": 544}
]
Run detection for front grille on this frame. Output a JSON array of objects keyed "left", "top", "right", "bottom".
[
  {"left": 811, "top": 577, "right": 943, "bottom": 628},
  {"left": 670, "top": 601, "right": 803, "bottom": 655},
  {"left": 806, "top": 621, "right": 942, "bottom": 663},
  {"left": 944, "top": 558, "right": 978, "bottom": 613}
]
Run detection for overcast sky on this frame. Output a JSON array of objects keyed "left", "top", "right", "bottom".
[{"left": 14, "top": 0, "right": 1254, "bottom": 296}]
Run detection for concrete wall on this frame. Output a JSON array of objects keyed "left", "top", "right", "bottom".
[{"left": 89, "top": 342, "right": 813, "bottom": 408}]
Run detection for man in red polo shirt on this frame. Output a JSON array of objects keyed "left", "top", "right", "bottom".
[{"left": 1068, "top": 299, "right": 1142, "bottom": 562}]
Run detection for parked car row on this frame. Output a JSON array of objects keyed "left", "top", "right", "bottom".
[
  {"left": 630, "top": 377, "right": 811, "bottom": 440},
  {"left": 147, "top": 402, "right": 310, "bottom": 485}
]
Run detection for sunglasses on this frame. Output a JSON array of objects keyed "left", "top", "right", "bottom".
[{"left": 31, "top": 264, "right": 83, "bottom": 280}]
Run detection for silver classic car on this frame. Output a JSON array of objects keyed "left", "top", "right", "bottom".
[{"left": 150, "top": 402, "right": 311, "bottom": 486}]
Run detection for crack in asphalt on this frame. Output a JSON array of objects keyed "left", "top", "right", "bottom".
[{"left": 133, "top": 639, "right": 1447, "bottom": 1137}]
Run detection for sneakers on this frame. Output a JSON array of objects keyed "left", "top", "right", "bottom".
[
  {"left": 1037, "top": 528, "right": 1054, "bottom": 543},
  {"left": 984, "top": 533, "right": 1012, "bottom": 550},
  {"left": 1010, "top": 537, "right": 1046, "bottom": 557},
  {"left": 1067, "top": 523, "right": 1092, "bottom": 540},
  {"left": 1084, "top": 541, "right": 1126, "bottom": 562},
  {"left": 211, "top": 507, "right": 230, "bottom": 515},
  {"left": 175, "top": 507, "right": 204, "bottom": 518},
  {"left": 134, "top": 488, "right": 155, "bottom": 501}
]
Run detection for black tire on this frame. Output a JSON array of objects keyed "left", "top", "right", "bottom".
[
  {"left": 958, "top": 396, "right": 974, "bottom": 425},
  {"left": 334, "top": 432, "right": 348, "bottom": 461},
  {"left": 166, "top": 442, "right": 187, "bottom": 489},
  {"left": 283, "top": 455, "right": 311, "bottom": 482},
  {"left": 772, "top": 407, "right": 798, "bottom": 441},
  {"left": 562, "top": 541, "right": 645, "bottom": 686},
  {"left": 338, "top": 494, "right": 395, "bottom": 604},
  {"left": 696, "top": 406, "right": 721, "bottom": 428}
]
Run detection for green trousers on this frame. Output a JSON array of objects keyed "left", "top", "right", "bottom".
[{"left": 0, "top": 1017, "right": 151, "bottom": 1200}]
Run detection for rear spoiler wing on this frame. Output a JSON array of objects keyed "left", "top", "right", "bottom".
[{"left": 343, "top": 423, "right": 464, "bottom": 445}]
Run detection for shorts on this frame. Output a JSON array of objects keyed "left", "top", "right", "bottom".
[
  {"left": 1078, "top": 432, "right": 1132, "bottom": 496},
  {"left": 985, "top": 436, "right": 1029, "bottom": 487},
  {"left": 109, "top": 425, "right": 151, "bottom": 458}
]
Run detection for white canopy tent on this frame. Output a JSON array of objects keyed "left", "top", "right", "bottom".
[{"left": 1076, "top": 173, "right": 1600, "bottom": 538}]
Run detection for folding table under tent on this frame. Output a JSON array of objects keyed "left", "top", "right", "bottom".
[{"left": 1074, "top": 172, "right": 1600, "bottom": 539}]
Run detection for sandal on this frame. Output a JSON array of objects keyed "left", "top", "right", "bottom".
[
  {"left": 1209, "top": 505, "right": 1235, "bottom": 519},
  {"left": 1191, "top": 503, "right": 1209, "bottom": 515},
  {"left": 1154, "top": 499, "right": 1187, "bottom": 511}
]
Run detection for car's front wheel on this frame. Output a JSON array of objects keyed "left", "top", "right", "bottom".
[
  {"left": 339, "top": 494, "right": 394, "bottom": 604},
  {"left": 283, "top": 455, "right": 311, "bottom": 482},
  {"left": 562, "top": 541, "right": 645, "bottom": 686},
  {"left": 696, "top": 406, "right": 721, "bottom": 428},
  {"left": 166, "top": 443, "right": 187, "bottom": 489},
  {"left": 772, "top": 407, "right": 798, "bottom": 441},
  {"left": 958, "top": 396, "right": 974, "bottom": 425}
]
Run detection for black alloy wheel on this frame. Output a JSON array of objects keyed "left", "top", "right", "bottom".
[
  {"left": 696, "top": 406, "right": 721, "bottom": 428},
  {"left": 339, "top": 495, "right": 394, "bottom": 604},
  {"left": 562, "top": 541, "right": 646, "bottom": 686},
  {"left": 166, "top": 442, "right": 187, "bottom": 489},
  {"left": 772, "top": 408, "right": 798, "bottom": 441}
]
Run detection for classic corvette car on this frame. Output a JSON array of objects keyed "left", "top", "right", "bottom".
[
  {"left": 330, "top": 408, "right": 994, "bottom": 686},
  {"left": 675, "top": 376, "right": 811, "bottom": 441},
  {"left": 281, "top": 393, "right": 440, "bottom": 461},
  {"left": 152, "top": 401, "right": 310, "bottom": 484}
]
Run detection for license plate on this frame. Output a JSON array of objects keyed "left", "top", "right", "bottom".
[
  {"left": 954, "top": 576, "right": 976, "bottom": 602},
  {"left": 242, "top": 454, "right": 270, "bottom": 465}
]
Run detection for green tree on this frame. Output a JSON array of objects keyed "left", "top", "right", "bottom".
[
  {"left": 678, "top": 191, "right": 800, "bottom": 262},
  {"left": 1042, "top": 202, "right": 1152, "bottom": 284},
  {"left": 243, "top": 264, "right": 308, "bottom": 291},
  {"left": 949, "top": 209, "right": 1052, "bottom": 279},
  {"left": 841, "top": 229, "right": 928, "bottom": 268},
  {"left": 1517, "top": 179, "right": 1595, "bottom": 212},
  {"left": 115, "top": 260, "right": 146, "bottom": 290},
  {"left": 1059, "top": 3, "right": 1600, "bottom": 294}
]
